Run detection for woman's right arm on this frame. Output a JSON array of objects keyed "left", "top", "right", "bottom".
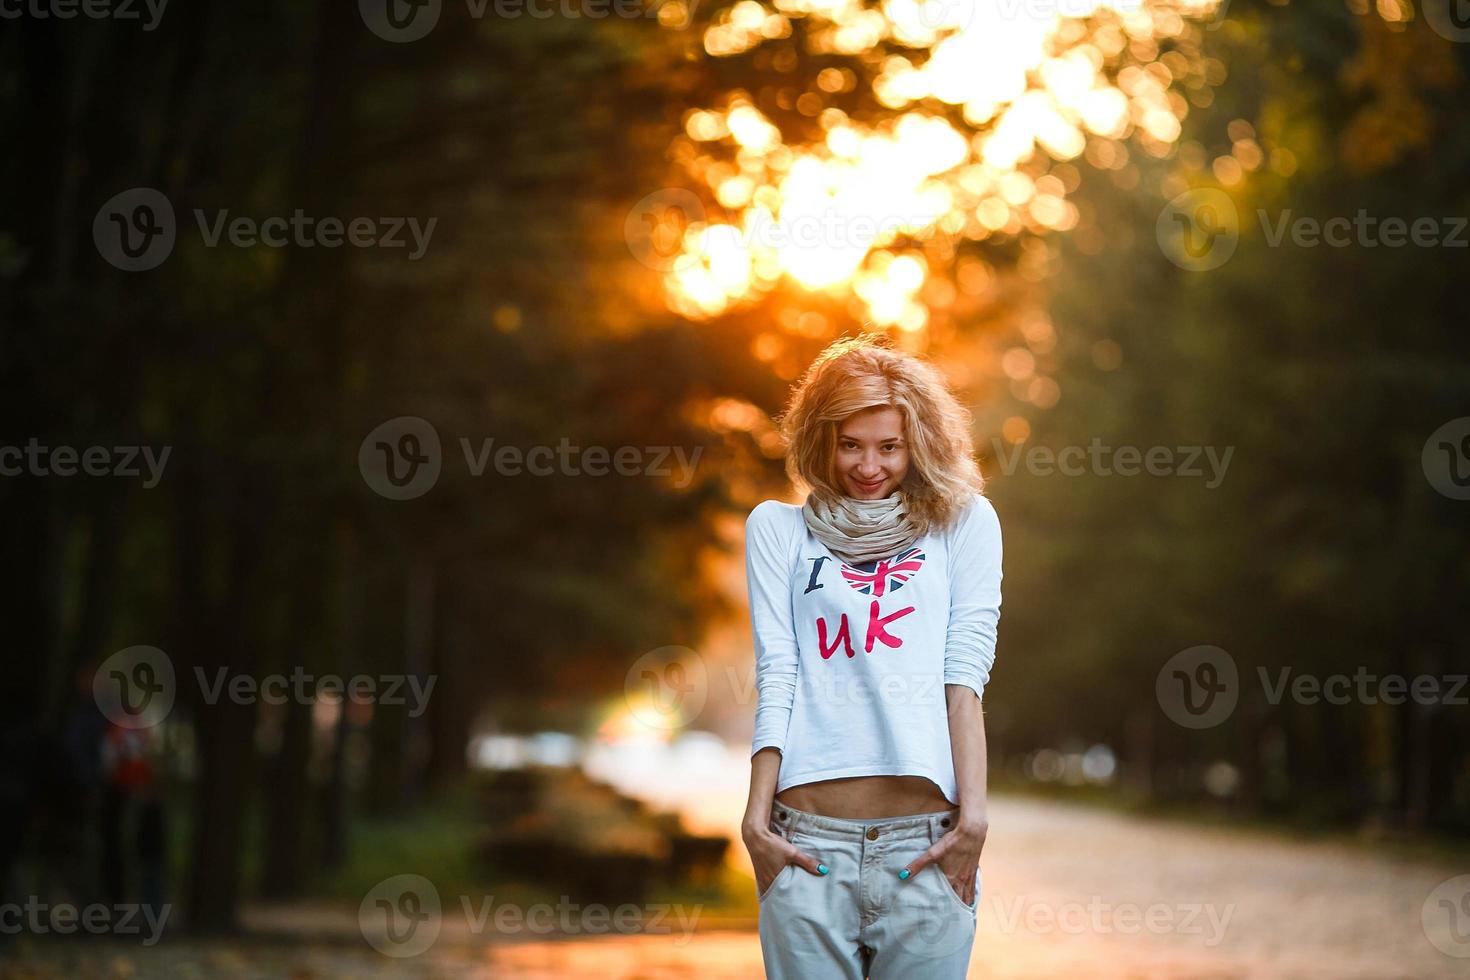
[
  {"left": 745, "top": 502, "right": 799, "bottom": 758},
  {"left": 743, "top": 747, "right": 783, "bottom": 839},
  {"left": 741, "top": 504, "right": 820, "bottom": 888}
]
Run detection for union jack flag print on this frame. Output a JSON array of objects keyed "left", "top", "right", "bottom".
[{"left": 840, "top": 547, "right": 926, "bottom": 598}]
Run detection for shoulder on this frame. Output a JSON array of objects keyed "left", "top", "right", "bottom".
[
  {"left": 944, "top": 492, "right": 1001, "bottom": 543},
  {"left": 746, "top": 502, "right": 805, "bottom": 525},
  {"left": 746, "top": 498, "right": 802, "bottom": 530}
]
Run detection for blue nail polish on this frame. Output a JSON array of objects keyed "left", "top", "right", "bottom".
[
  {"left": 898, "top": 869, "right": 910, "bottom": 880},
  {"left": 818, "top": 864, "right": 829, "bottom": 875}
]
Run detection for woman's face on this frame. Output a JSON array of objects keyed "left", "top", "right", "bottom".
[{"left": 835, "top": 406, "right": 910, "bottom": 499}]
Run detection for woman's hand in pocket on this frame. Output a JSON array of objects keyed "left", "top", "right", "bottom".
[
  {"left": 743, "top": 825, "right": 824, "bottom": 895},
  {"left": 899, "top": 817, "right": 987, "bottom": 904}
]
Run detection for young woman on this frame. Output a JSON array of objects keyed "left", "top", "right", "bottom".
[{"left": 742, "top": 334, "right": 1002, "bottom": 979}]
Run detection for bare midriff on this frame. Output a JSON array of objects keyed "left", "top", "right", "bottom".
[{"left": 776, "top": 774, "right": 953, "bottom": 819}]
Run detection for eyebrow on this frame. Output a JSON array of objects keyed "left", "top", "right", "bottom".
[{"left": 838, "top": 435, "right": 905, "bottom": 444}]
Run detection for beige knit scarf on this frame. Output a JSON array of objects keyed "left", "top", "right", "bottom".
[{"left": 802, "top": 489, "right": 922, "bottom": 565}]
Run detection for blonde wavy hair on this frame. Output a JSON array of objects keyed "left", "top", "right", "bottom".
[{"left": 778, "top": 334, "right": 985, "bottom": 536}]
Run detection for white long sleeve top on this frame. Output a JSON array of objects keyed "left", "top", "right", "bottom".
[{"left": 745, "top": 492, "right": 1002, "bottom": 805}]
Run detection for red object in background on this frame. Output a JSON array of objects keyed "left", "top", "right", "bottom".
[{"left": 103, "top": 724, "right": 154, "bottom": 792}]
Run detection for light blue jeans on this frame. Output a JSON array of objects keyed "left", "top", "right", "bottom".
[{"left": 756, "top": 799, "right": 978, "bottom": 979}]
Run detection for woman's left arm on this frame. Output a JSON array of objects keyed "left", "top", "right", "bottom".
[
  {"left": 948, "top": 684, "right": 990, "bottom": 825},
  {"left": 900, "top": 496, "right": 1002, "bottom": 903},
  {"left": 934, "top": 502, "right": 1005, "bottom": 899}
]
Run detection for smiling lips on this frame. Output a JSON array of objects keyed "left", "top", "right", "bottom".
[{"left": 854, "top": 478, "right": 886, "bottom": 491}]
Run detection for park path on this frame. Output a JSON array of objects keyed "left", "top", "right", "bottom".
[
  {"left": 481, "top": 793, "right": 1465, "bottom": 979},
  {"left": 6, "top": 793, "right": 1464, "bottom": 978}
]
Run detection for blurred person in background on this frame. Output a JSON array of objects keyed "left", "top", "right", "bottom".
[{"left": 101, "top": 714, "right": 167, "bottom": 919}]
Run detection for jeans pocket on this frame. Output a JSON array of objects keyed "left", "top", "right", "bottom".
[
  {"left": 934, "top": 864, "right": 978, "bottom": 915},
  {"left": 757, "top": 862, "right": 792, "bottom": 902}
]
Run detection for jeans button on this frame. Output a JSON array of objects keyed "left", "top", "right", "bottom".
[{"left": 865, "top": 827, "right": 879, "bottom": 840}]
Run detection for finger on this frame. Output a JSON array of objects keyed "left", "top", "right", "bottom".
[
  {"left": 789, "top": 846, "right": 828, "bottom": 876},
  {"left": 898, "top": 843, "right": 941, "bottom": 880},
  {"left": 950, "top": 863, "right": 975, "bottom": 904}
]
